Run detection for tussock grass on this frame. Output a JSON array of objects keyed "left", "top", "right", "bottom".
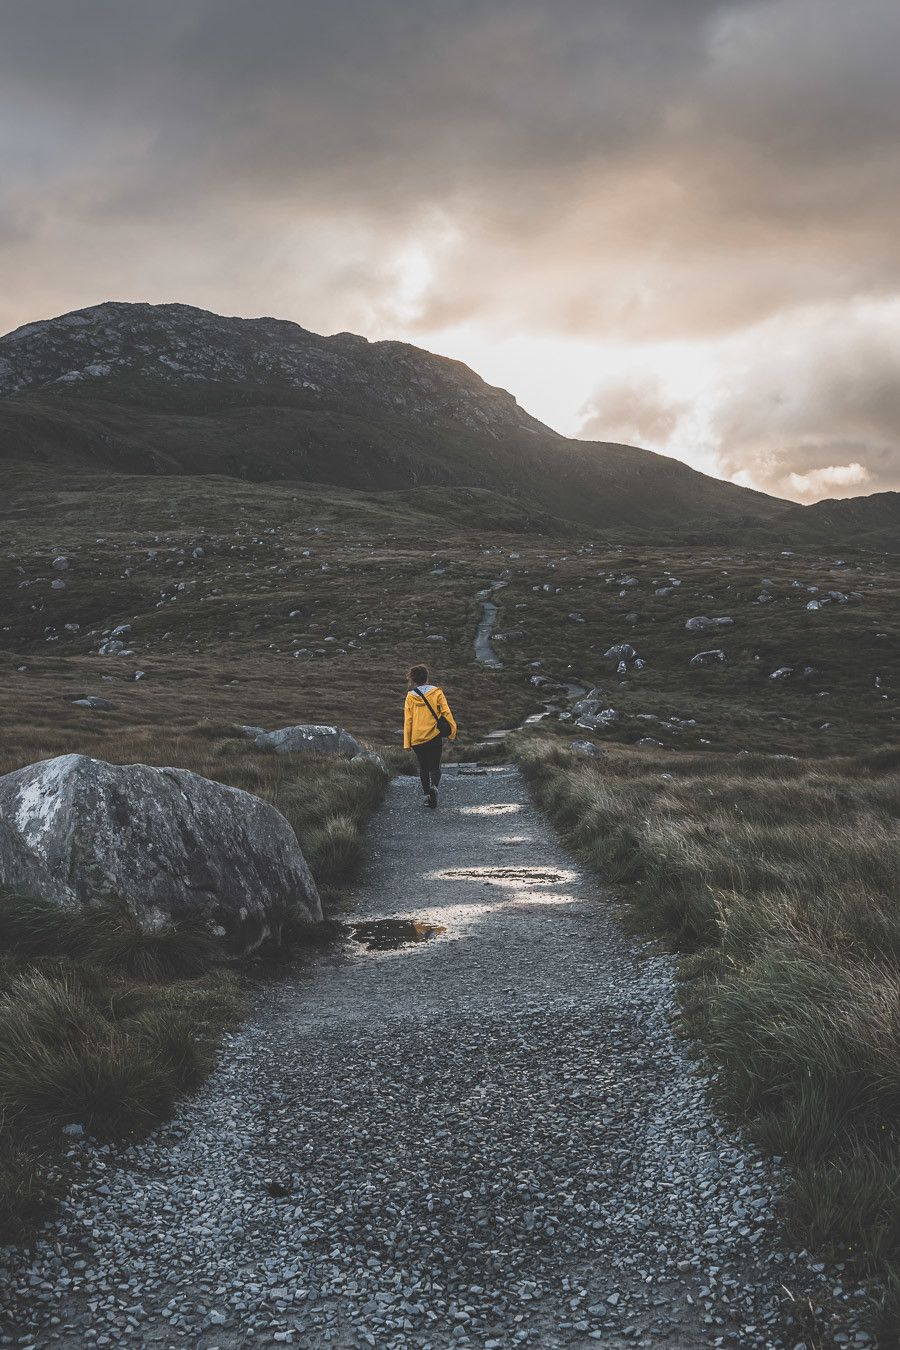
[
  {"left": 0, "top": 966, "right": 241, "bottom": 1145},
  {"left": 0, "top": 958, "right": 243, "bottom": 1243},
  {"left": 83, "top": 901, "right": 220, "bottom": 982},
  {"left": 518, "top": 736, "right": 900, "bottom": 1317},
  {"left": 0, "top": 892, "right": 219, "bottom": 982}
]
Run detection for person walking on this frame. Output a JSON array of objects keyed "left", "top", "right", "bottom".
[{"left": 403, "top": 664, "right": 457, "bottom": 808}]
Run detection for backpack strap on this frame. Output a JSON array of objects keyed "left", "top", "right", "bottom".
[{"left": 414, "top": 686, "right": 442, "bottom": 727}]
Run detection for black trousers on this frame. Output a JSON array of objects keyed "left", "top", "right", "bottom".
[{"left": 413, "top": 736, "right": 443, "bottom": 794}]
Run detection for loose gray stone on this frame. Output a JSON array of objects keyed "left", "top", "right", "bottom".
[
  {"left": 685, "top": 616, "right": 733, "bottom": 632},
  {"left": 690, "top": 649, "right": 728, "bottom": 666}
]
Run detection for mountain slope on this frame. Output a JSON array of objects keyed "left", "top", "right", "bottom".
[{"left": 0, "top": 301, "right": 787, "bottom": 530}]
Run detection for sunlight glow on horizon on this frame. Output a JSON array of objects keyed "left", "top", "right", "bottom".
[{"left": 389, "top": 321, "right": 726, "bottom": 480}]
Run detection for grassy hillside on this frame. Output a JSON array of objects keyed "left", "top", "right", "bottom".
[{"left": 2, "top": 465, "right": 895, "bottom": 761}]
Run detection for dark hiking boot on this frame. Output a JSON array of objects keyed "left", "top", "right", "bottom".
[{"left": 428, "top": 788, "right": 438, "bottom": 808}]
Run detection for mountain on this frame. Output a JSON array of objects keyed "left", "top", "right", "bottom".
[
  {"left": 0, "top": 301, "right": 789, "bottom": 532},
  {"left": 781, "top": 491, "right": 900, "bottom": 534}
]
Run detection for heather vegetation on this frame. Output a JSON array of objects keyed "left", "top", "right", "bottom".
[{"left": 517, "top": 737, "right": 900, "bottom": 1323}]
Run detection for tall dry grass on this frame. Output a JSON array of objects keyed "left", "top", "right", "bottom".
[{"left": 518, "top": 737, "right": 900, "bottom": 1324}]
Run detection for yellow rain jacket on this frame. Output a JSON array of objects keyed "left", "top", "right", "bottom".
[{"left": 404, "top": 684, "right": 458, "bottom": 748}]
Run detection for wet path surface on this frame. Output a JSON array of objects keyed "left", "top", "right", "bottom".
[{"left": 0, "top": 769, "right": 868, "bottom": 1348}]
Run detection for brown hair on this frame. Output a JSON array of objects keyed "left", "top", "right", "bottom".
[{"left": 407, "top": 663, "right": 429, "bottom": 687}]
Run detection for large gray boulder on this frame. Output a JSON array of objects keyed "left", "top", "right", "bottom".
[{"left": 0, "top": 754, "right": 321, "bottom": 955}]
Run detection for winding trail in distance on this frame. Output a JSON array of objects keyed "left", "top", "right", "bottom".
[
  {"left": 473, "top": 584, "right": 504, "bottom": 668},
  {"left": 0, "top": 768, "right": 866, "bottom": 1348}
]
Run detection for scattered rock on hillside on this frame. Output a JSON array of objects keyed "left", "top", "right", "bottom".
[
  {"left": 575, "top": 706, "right": 619, "bottom": 730},
  {"left": 661, "top": 715, "right": 697, "bottom": 731},
  {"left": 0, "top": 754, "right": 321, "bottom": 954},
  {"left": 603, "top": 643, "right": 636, "bottom": 661},
  {"left": 51, "top": 556, "right": 69, "bottom": 571},
  {"left": 254, "top": 723, "right": 386, "bottom": 770},
  {"left": 690, "top": 649, "right": 728, "bottom": 666},
  {"left": 571, "top": 692, "right": 604, "bottom": 719},
  {"left": 570, "top": 740, "right": 605, "bottom": 757},
  {"left": 685, "top": 616, "right": 733, "bottom": 632},
  {"left": 71, "top": 696, "right": 115, "bottom": 710}
]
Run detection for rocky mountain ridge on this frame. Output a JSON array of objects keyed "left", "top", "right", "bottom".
[
  {"left": 0, "top": 301, "right": 546, "bottom": 438},
  {"left": 2, "top": 301, "right": 896, "bottom": 544}
]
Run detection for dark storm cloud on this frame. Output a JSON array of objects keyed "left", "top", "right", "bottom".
[
  {"left": 4, "top": 0, "right": 898, "bottom": 323},
  {"left": 1, "top": 0, "right": 899, "bottom": 496}
]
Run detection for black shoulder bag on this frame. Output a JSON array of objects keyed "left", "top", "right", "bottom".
[{"left": 414, "top": 686, "right": 453, "bottom": 738}]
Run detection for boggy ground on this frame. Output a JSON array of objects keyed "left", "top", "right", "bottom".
[{"left": 0, "top": 768, "right": 870, "bottom": 1348}]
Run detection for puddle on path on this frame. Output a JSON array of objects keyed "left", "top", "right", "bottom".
[
  {"left": 438, "top": 866, "right": 570, "bottom": 885},
  {"left": 349, "top": 918, "right": 447, "bottom": 951},
  {"left": 459, "top": 801, "right": 521, "bottom": 815}
]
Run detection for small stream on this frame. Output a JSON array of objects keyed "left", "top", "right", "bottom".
[{"left": 473, "top": 598, "right": 503, "bottom": 668}]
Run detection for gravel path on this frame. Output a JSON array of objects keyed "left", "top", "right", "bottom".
[{"left": 0, "top": 767, "right": 870, "bottom": 1348}]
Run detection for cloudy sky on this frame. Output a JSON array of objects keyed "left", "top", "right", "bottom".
[{"left": 2, "top": 0, "right": 899, "bottom": 501}]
